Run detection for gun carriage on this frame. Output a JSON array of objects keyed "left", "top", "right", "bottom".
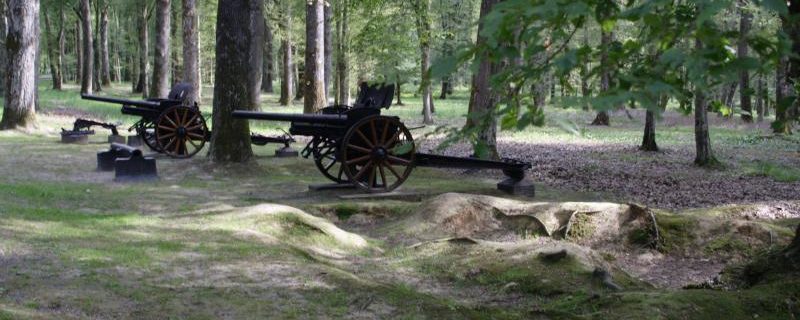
[
  {"left": 233, "top": 83, "right": 532, "bottom": 193},
  {"left": 82, "top": 83, "right": 293, "bottom": 158}
]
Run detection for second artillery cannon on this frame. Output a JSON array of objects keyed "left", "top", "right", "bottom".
[{"left": 233, "top": 83, "right": 533, "bottom": 195}]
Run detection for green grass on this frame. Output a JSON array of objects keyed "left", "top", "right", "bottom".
[{"left": 746, "top": 161, "right": 800, "bottom": 182}]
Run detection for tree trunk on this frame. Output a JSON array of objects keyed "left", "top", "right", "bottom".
[
  {"left": 694, "top": 40, "right": 716, "bottom": 166},
  {"left": 279, "top": 2, "right": 293, "bottom": 106},
  {"left": 395, "top": 81, "right": 403, "bottom": 106},
  {"left": 99, "top": 2, "right": 110, "bottom": 86},
  {"left": 303, "top": 0, "right": 326, "bottom": 113},
  {"left": 151, "top": 0, "right": 170, "bottom": 98},
  {"left": 247, "top": 0, "right": 264, "bottom": 110},
  {"left": 414, "top": 0, "right": 434, "bottom": 125},
  {"left": 641, "top": 96, "right": 666, "bottom": 152},
  {"left": 136, "top": 4, "right": 150, "bottom": 97},
  {"left": 170, "top": 4, "right": 181, "bottom": 85},
  {"left": 280, "top": 41, "right": 293, "bottom": 105},
  {"left": 75, "top": 19, "right": 82, "bottom": 85},
  {"left": 323, "top": 3, "right": 332, "bottom": 100},
  {"left": 0, "top": 1, "right": 7, "bottom": 96},
  {"left": 0, "top": 0, "right": 39, "bottom": 130},
  {"left": 592, "top": 26, "right": 613, "bottom": 126},
  {"left": 335, "top": 0, "right": 350, "bottom": 105},
  {"left": 738, "top": 0, "right": 753, "bottom": 122},
  {"left": 209, "top": 0, "right": 255, "bottom": 163},
  {"left": 261, "top": 19, "right": 274, "bottom": 93},
  {"left": 79, "top": 0, "right": 92, "bottom": 95},
  {"left": 92, "top": 2, "right": 101, "bottom": 92},
  {"left": 783, "top": 1, "right": 800, "bottom": 133},
  {"left": 756, "top": 74, "right": 765, "bottom": 122},
  {"left": 439, "top": 81, "right": 449, "bottom": 99},
  {"left": 182, "top": 0, "right": 201, "bottom": 104},
  {"left": 43, "top": 10, "right": 62, "bottom": 90},
  {"left": 464, "top": 0, "right": 501, "bottom": 159}
]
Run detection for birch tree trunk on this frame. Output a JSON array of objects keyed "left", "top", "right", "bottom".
[
  {"left": 182, "top": 0, "right": 201, "bottom": 104},
  {"left": 75, "top": 19, "right": 82, "bottom": 85},
  {"left": 0, "top": 0, "right": 39, "bottom": 130},
  {"left": 210, "top": 0, "right": 254, "bottom": 163},
  {"left": 303, "top": 0, "right": 326, "bottom": 114},
  {"left": 151, "top": 0, "right": 170, "bottom": 98}
]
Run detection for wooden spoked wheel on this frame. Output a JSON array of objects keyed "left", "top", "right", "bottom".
[
  {"left": 312, "top": 136, "right": 349, "bottom": 184},
  {"left": 341, "top": 116, "right": 416, "bottom": 193},
  {"left": 155, "top": 105, "right": 208, "bottom": 159},
  {"left": 136, "top": 120, "right": 161, "bottom": 152}
]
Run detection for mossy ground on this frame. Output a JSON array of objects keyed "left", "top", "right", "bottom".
[{"left": 1, "top": 82, "right": 798, "bottom": 318}]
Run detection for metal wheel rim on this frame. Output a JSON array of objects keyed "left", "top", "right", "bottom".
[
  {"left": 312, "top": 137, "right": 349, "bottom": 184},
  {"left": 138, "top": 121, "right": 161, "bottom": 152},
  {"left": 155, "top": 106, "right": 208, "bottom": 159},
  {"left": 341, "top": 116, "right": 416, "bottom": 193}
]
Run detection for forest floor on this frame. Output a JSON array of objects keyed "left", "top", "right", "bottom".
[{"left": 0, "top": 82, "right": 799, "bottom": 319}]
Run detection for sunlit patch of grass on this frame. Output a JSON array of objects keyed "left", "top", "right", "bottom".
[{"left": 745, "top": 161, "right": 800, "bottom": 183}]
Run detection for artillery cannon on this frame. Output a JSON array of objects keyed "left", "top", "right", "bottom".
[
  {"left": 82, "top": 83, "right": 296, "bottom": 159},
  {"left": 233, "top": 83, "right": 533, "bottom": 194}
]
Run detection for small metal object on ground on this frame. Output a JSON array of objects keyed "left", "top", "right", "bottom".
[
  {"left": 108, "top": 135, "right": 126, "bottom": 144},
  {"left": 275, "top": 146, "right": 299, "bottom": 158},
  {"left": 308, "top": 183, "right": 357, "bottom": 191},
  {"left": 97, "top": 144, "right": 135, "bottom": 171},
  {"left": 497, "top": 178, "right": 536, "bottom": 196},
  {"left": 110, "top": 143, "right": 158, "bottom": 181},
  {"left": 127, "top": 135, "right": 143, "bottom": 147},
  {"left": 60, "top": 131, "right": 90, "bottom": 144}
]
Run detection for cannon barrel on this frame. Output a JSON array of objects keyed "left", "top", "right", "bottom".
[
  {"left": 82, "top": 94, "right": 161, "bottom": 109},
  {"left": 110, "top": 143, "right": 143, "bottom": 157},
  {"left": 232, "top": 110, "right": 349, "bottom": 125}
]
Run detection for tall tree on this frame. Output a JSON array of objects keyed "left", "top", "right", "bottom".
[
  {"left": 247, "top": 0, "right": 264, "bottom": 110},
  {"left": 209, "top": 0, "right": 255, "bottom": 163},
  {"left": 0, "top": 1, "right": 7, "bottom": 96},
  {"left": 335, "top": 0, "right": 350, "bottom": 105},
  {"left": 591, "top": 16, "right": 614, "bottom": 126},
  {"left": 151, "top": 0, "right": 171, "bottom": 98},
  {"left": 324, "top": 3, "right": 332, "bottom": 100},
  {"left": 464, "top": 0, "right": 501, "bottom": 159},
  {"left": 261, "top": 19, "right": 274, "bottom": 93},
  {"left": 98, "top": 1, "right": 110, "bottom": 86},
  {"left": 303, "top": 0, "right": 326, "bottom": 113},
  {"left": 413, "top": 0, "right": 434, "bottom": 125},
  {"left": 75, "top": 19, "right": 82, "bottom": 85},
  {"left": 135, "top": 3, "right": 151, "bottom": 97},
  {"left": 279, "top": 0, "right": 292, "bottom": 106},
  {"left": 738, "top": 0, "right": 753, "bottom": 122},
  {"left": 182, "top": 0, "right": 201, "bottom": 103},
  {"left": 43, "top": 7, "right": 64, "bottom": 90},
  {"left": 0, "top": 0, "right": 39, "bottom": 129},
  {"left": 694, "top": 39, "right": 717, "bottom": 166},
  {"left": 78, "top": 0, "right": 93, "bottom": 95}
]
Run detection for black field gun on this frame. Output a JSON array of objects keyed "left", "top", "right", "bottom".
[
  {"left": 233, "top": 83, "right": 532, "bottom": 194},
  {"left": 82, "top": 83, "right": 296, "bottom": 159}
]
